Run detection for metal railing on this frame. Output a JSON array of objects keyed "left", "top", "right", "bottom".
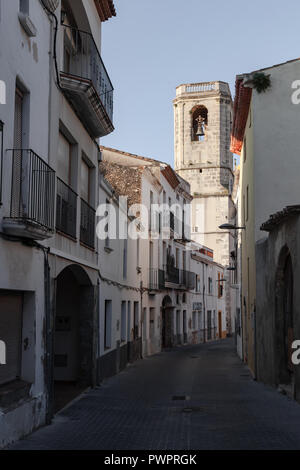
[
  {"left": 178, "top": 270, "right": 196, "bottom": 290},
  {"left": 165, "top": 264, "right": 179, "bottom": 284},
  {"left": 80, "top": 198, "right": 95, "bottom": 249},
  {"left": 61, "top": 24, "right": 113, "bottom": 123},
  {"left": 56, "top": 177, "right": 77, "bottom": 239},
  {"left": 149, "top": 269, "right": 165, "bottom": 290},
  {"left": 9, "top": 149, "right": 55, "bottom": 230}
]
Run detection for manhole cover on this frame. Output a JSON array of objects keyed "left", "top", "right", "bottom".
[{"left": 190, "top": 356, "right": 199, "bottom": 359}]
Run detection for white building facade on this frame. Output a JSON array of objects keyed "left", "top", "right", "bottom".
[{"left": 0, "top": 0, "right": 116, "bottom": 447}]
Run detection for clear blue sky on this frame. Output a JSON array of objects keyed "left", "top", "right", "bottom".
[{"left": 101, "top": 0, "right": 300, "bottom": 167}]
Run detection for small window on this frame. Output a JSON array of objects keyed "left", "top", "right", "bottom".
[
  {"left": 246, "top": 185, "right": 249, "bottom": 221},
  {"left": 123, "top": 237, "right": 128, "bottom": 279},
  {"left": 208, "top": 277, "right": 213, "bottom": 294},
  {"left": 243, "top": 137, "right": 247, "bottom": 163},
  {"left": 196, "top": 275, "right": 201, "bottom": 292}
]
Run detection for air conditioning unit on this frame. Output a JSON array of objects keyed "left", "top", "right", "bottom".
[{"left": 41, "top": 0, "right": 59, "bottom": 13}]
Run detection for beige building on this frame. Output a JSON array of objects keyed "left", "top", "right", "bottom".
[
  {"left": 173, "top": 81, "right": 235, "bottom": 334},
  {"left": 231, "top": 58, "right": 300, "bottom": 378}
]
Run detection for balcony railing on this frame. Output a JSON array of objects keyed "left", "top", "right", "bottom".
[
  {"left": 179, "top": 270, "right": 196, "bottom": 290},
  {"left": 80, "top": 199, "right": 95, "bottom": 249},
  {"left": 149, "top": 269, "right": 165, "bottom": 290},
  {"left": 165, "top": 264, "right": 179, "bottom": 284},
  {"left": 7, "top": 149, "right": 55, "bottom": 237},
  {"left": 61, "top": 24, "right": 114, "bottom": 137},
  {"left": 56, "top": 178, "right": 77, "bottom": 239}
]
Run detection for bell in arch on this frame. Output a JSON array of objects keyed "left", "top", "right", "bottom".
[{"left": 195, "top": 116, "right": 205, "bottom": 137}]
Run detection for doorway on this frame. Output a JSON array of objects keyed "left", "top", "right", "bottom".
[
  {"left": 218, "top": 311, "right": 222, "bottom": 339},
  {"left": 53, "top": 265, "right": 95, "bottom": 413}
]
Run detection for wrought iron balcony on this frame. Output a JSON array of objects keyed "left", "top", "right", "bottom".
[
  {"left": 149, "top": 268, "right": 165, "bottom": 291},
  {"left": 165, "top": 264, "right": 180, "bottom": 285},
  {"left": 179, "top": 270, "right": 196, "bottom": 290},
  {"left": 60, "top": 24, "right": 114, "bottom": 138},
  {"left": 56, "top": 177, "right": 77, "bottom": 239},
  {"left": 3, "top": 149, "right": 55, "bottom": 240},
  {"left": 80, "top": 199, "right": 96, "bottom": 249}
]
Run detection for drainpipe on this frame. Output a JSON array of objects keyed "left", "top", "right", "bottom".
[{"left": 43, "top": 247, "right": 54, "bottom": 425}]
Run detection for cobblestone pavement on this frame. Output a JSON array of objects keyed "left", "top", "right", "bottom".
[{"left": 9, "top": 339, "right": 300, "bottom": 450}]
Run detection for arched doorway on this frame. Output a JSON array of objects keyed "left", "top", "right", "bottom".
[
  {"left": 275, "top": 247, "right": 294, "bottom": 389},
  {"left": 161, "top": 296, "right": 173, "bottom": 349},
  {"left": 53, "top": 264, "right": 96, "bottom": 412}
]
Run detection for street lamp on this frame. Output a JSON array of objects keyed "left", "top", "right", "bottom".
[{"left": 219, "top": 223, "right": 245, "bottom": 230}]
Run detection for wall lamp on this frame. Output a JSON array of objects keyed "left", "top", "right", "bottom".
[{"left": 219, "top": 223, "right": 246, "bottom": 230}]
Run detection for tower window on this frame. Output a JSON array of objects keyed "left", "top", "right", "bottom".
[{"left": 191, "top": 106, "right": 208, "bottom": 142}]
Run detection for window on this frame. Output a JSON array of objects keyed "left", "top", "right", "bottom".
[
  {"left": 58, "top": 131, "right": 72, "bottom": 185},
  {"left": 0, "top": 121, "right": 3, "bottom": 203},
  {"left": 81, "top": 157, "right": 91, "bottom": 204},
  {"left": 150, "top": 191, "right": 153, "bottom": 231},
  {"left": 14, "top": 87, "right": 24, "bottom": 149},
  {"left": 247, "top": 187, "right": 251, "bottom": 223},
  {"left": 196, "top": 275, "right": 201, "bottom": 292},
  {"left": 123, "top": 238, "right": 128, "bottom": 279},
  {"left": 208, "top": 277, "right": 213, "bottom": 294},
  {"left": 243, "top": 137, "right": 247, "bottom": 163},
  {"left": 104, "top": 300, "right": 112, "bottom": 349},
  {"left": 121, "top": 302, "right": 126, "bottom": 342},
  {"left": 182, "top": 293, "right": 186, "bottom": 303},
  {"left": 133, "top": 302, "right": 139, "bottom": 340},
  {"left": 218, "top": 273, "right": 224, "bottom": 298},
  {"left": 176, "top": 248, "right": 180, "bottom": 268}
]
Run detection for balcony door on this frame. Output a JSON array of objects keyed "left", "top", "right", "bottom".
[
  {"left": 58, "top": 132, "right": 72, "bottom": 185},
  {"left": 14, "top": 88, "right": 23, "bottom": 149},
  {"left": 11, "top": 88, "right": 24, "bottom": 218}
]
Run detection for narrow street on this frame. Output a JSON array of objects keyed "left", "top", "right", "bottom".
[{"left": 9, "top": 339, "right": 300, "bottom": 450}]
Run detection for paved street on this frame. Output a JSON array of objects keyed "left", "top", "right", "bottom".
[{"left": 9, "top": 339, "right": 300, "bottom": 450}]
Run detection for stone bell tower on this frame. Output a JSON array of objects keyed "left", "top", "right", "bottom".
[{"left": 173, "top": 81, "right": 235, "bottom": 332}]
